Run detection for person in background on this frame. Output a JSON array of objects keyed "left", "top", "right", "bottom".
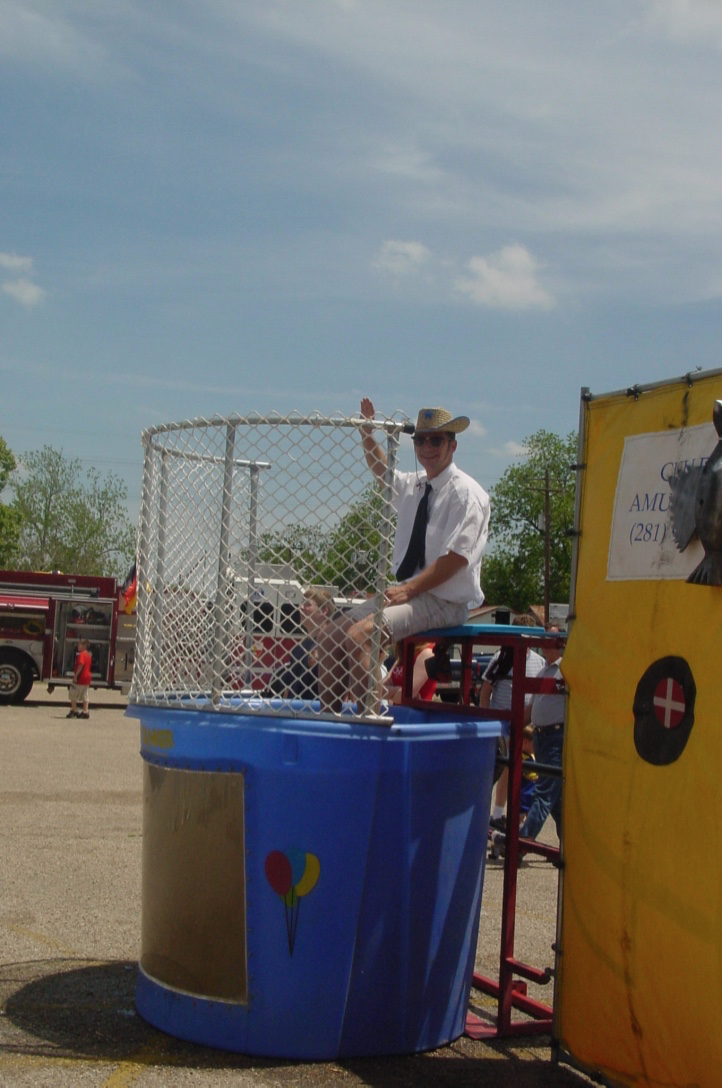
[
  {"left": 384, "top": 640, "right": 437, "bottom": 704},
  {"left": 489, "top": 724, "right": 537, "bottom": 860},
  {"left": 67, "top": 638, "right": 92, "bottom": 720},
  {"left": 519, "top": 628, "right": 565, "bottom": 844},
  {"left": 268, "top": 587, "right": 336, "bottom": 700},
  {"left": 491, "top": 627, "right": 566, "bottom": 861},
  {"left": 482, "top": 616, "right": 546, "bottom": 831}
]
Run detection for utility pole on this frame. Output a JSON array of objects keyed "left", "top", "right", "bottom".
[
  {"left": 544, "top": 467, "right": 551, "bottom": 626},
  {"left": 535, "top": 468, "right": 553, "bottom": 626}
]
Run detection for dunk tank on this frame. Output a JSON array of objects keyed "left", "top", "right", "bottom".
[
  {"left": 127, "top": 410, "right": 502, "bottom": 1058},
  {"left": 557, "top": 368, "right": 722, "bottom": 1087}
]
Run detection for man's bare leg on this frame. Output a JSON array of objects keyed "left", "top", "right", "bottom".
[
  {"left": 347, "top": 617, "right": 374, "bottom": 709},
  {"left": 317, "top": 615, "right": 351, "bottom": 714},
  {"left": 317, "top": 608, "right": 388, "bottom": 716}
]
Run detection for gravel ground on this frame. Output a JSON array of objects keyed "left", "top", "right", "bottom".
[{"left": 0, "top": 689, "right": 593, "bottom": 1087}]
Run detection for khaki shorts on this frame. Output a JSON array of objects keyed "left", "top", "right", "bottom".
[
  {"left": 349, "top": 592, "right": 468, "bottom": 644},
  {"left": 69, "top": 683, "right": 89, "bottom": 703}
]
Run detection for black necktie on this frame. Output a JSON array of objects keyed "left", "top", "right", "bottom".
[{"left": 396, "top": 482, "right": 432, "bottom": 581}]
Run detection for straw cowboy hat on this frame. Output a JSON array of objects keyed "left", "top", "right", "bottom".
[{"left": 414, "top": 407, "right": 470, "bottom": 434}]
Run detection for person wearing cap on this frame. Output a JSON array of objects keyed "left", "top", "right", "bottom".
[{"left": 316, "top": 396, "right": 490, "bottom": 713}]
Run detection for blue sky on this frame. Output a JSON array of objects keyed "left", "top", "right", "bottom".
[{"left": 2, "top": 0, "right": 722, "bottom": 521}]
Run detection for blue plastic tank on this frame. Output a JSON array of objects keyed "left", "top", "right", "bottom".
[{"left": 129, "top": 701, "right": 502, "bottom": 1059}]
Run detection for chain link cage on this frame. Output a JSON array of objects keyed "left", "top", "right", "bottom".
[{"left": 130, "top": 411, "right": 414, "bottom": 722}]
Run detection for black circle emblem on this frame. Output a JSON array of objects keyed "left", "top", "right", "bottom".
[{"left": 633, "top": 656, "right": 696, "bottom": 766}]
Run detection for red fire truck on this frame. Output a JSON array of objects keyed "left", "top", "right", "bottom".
[{"left": 0, "top": 569, "right": 126, "bottom": 704}]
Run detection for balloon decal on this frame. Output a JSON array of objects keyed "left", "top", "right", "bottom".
[{"left": 264, "top": 848, "right": 321, "bottom": 954}]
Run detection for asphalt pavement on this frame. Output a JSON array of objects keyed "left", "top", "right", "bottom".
[{"left": 0, "top": 688, "right": 592, "bottom": 1087}]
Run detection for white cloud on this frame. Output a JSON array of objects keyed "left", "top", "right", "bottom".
[
  {"left": 466, "top": 419, "right": 487, "bottom": 439},
  {"left": 646, "top": 0, "right": 722, "bottom": 48},
  {"left": 454, "top": 245, "right": 555, "bottom": 311},
  {"left": 0, "top": 252, "right": 46, "bottom": 309},
  {"left": 374, "top": 239, "right": 431, "bottom": 278},
  {"left": 2, "top": 277, "right": 46, "bottom": 309},
  {"left": 3, "top": 1, "right": 722, "bottom": 315},
  {"left": 370, "top": 140, "right": 448, "bottom": 187},
  {"left": 488, "top": 440, "right": 529, "bottom": 459},
  {"left": 504, "top": 440, "right": 529, "bottom": 457},
  {"left": 0, "top": 0, "right": 126, "bottom": 80},
  {"left": 0, "top": 252, "right": 33, "bottom": 273}
]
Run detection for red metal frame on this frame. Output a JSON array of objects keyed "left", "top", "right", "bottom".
[{"left": 402, "top": 624, "right": 565, "bottom": 1039}]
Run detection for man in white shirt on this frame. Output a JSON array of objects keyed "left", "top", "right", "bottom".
[{"left": 317, "top": 397, "right": 490, "bottom": 713}]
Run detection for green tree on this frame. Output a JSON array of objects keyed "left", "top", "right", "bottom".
[
  {"left": 0, "top": 436, "right": 22, "bottom": 567},
  {"left": 481, "top": 429, "right": 577, "bottom": 613},
  {"left": 241, "top": 488, "right": 392, "bottom": 597},
  {"left": 318, "top": 485, "right": 394, "bottom": 595},
  {"left": 257, "top": 523, "right": 328, "bottom": 585},
  {"left": 10, "top": 446, "right": 136, "bottom": 579},
  {"left": 252, "top": 487, "right": 394, "bottom": 597},
  {"left": 481, "top": 548, "right": 541, "bottom": 615}
]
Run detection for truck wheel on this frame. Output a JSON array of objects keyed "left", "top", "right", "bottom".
[{"left": 0, "top": 651, "right": 34, "bottom": 704}]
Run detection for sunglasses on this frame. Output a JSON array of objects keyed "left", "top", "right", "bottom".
[{"left": 412, "top": 433, "right": 452, "bottom": 448}]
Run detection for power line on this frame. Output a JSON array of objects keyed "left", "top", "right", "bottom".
[{"left": 75, "top": 457, "right": 143, "bottom": 468}]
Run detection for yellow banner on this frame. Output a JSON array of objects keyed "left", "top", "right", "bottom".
[{"left": 558, "top": 373, "right": 722, "bottom": 1086}]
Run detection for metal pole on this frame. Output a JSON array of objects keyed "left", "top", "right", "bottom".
[
  {"left": 243, "top": 463, "right": 261, "bottom": 687},
  {"left": 364, "top": 429, "right": 399, "bottom": 717},
  {"left": 497, "top": 637, "right": 529, "bottom": 1031},
  {"left": 211, "top": 424, "right": 236, "bottom": 706},
  {"left": 544, "top": 467, "right": 551, "bottom": 626},
  {"left": 133, "top": 438, "right": 155, "bottom": 697},
  {"left": 150, "top": 452, "right": 169, "bottom": 689}
]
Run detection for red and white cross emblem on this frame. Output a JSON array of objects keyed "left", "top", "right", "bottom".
[{"left": 652, "top": 677, "right": 686, "bottom": 730}]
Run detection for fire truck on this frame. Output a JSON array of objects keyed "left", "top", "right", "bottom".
[{"left": 0, "top": 569, "right": 129, "bottom": 705}]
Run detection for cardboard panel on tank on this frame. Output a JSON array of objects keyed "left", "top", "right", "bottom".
[{"left": 141, "top": 765, "right": 247, "bottom": 1002}]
